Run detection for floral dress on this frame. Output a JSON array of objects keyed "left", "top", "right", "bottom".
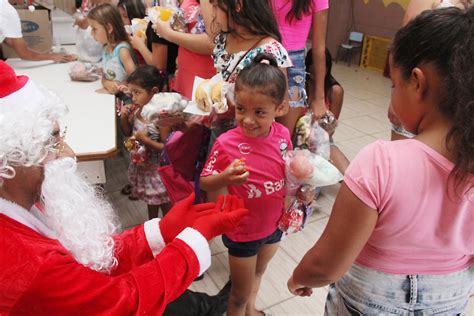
[
  {"left": 213, "top": 32, "right": 292, "bottom": 83},
  {"left": 128, "top": 118, "right": 170, "bottom": 205}
]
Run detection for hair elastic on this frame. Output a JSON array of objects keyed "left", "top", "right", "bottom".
[{"left": 260, "top": 59, "right": 270, "bottom": 65}]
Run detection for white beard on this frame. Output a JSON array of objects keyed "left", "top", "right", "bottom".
[{"left": 39, "top": 157, "right": 120, "bottom": 274}]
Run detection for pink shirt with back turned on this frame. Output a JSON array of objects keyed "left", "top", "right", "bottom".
[
  {"left": 201, "top": 123, "right": 292, "bottom": 242},
  {"left": 344, "top": 140, "right": 473, "bottom": 275},
  {"left": 271, "top": 0, "right": 329, "bottom": 51}
]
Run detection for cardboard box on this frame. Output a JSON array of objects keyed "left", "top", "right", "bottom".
[{"left": 2, "top": 7, "right": 53, "bottom": 58}]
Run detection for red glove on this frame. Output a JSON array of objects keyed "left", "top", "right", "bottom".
[
  {"left": 159, "top": 193, "right": 216, "bottom": 243},
  {"left": 192, "top": 195, "right": 249, "bottom": 240}
]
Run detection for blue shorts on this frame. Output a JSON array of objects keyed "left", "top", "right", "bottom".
[
  {"left": 326, "top": 264, "right": 473, "bottom": 315},
  {"left": 287, "top": 49, "right": 307, "bottom": 108},
  {"left": 222, "top": 229, "right": 283, "bottom": 258}
]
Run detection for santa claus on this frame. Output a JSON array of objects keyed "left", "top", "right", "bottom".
[{"left": 0, "top": 61, "right": 247, "bottom": 315}]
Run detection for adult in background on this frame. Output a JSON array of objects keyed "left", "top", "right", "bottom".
[
  {"left": 0, "top": 60, "right": 247, "bottom": 315},
  {"left": 0, "top": 0, "right": 75, "bottom": 62}
]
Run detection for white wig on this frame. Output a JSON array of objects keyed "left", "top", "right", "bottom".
[{"left": 0, "top": 80, "right": 68, "bottom": 180}]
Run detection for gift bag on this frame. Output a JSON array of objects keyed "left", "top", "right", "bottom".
[{"left": 158, "top": 164, "right": 194, "bottom": 204}]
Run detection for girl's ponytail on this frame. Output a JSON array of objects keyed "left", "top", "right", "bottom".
[{"left": 445, "top": 6, "right": 474, "bottom": 193}]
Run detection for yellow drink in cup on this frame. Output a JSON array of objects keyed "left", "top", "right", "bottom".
[{"left": 160, "top": 8, "right": 172, "bottom": 21}]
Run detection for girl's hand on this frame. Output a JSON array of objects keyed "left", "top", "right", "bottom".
[
  {"left": 134, "top": 130, "right": 148, "bottom": 143},
  {"left": 310, "top": 98, "right": 327, "bottom": 121},
  {"left": 224, "top": 159, "right": 249, "bottom": 186},
  {"left": 287, "top": 275, "right": 313, "bottom": 297},
  {"left": 117, "top": 84, "right": 130, "bottom": 95},
  {"left": 129, "top": 34, "right": 147, "bottom": 51},
  {"left": 152, "top": 19, "right": 173, "bottom": 40},
  {"left": 103, "top": 80, "right": 120, "bottom": 95}
]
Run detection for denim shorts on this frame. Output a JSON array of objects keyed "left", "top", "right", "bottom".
[
  {"left": 287, "top": 49, "right": 307, "bottom": 108},
  {"left": 325, "top": 264, "right": 474, "bottom": 315},
  {"left": 222, "top": 229, "right": 283, "bottom": 258}
]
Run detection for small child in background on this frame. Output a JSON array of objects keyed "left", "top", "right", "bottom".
[
  {"left": 200, "top": 54, "right": 292, "bottom": 316},
  {"left": 117, "top": 0, "right": 148, "bottom": 65},
  {"left": 302, "top": 47, "right": 349, "bottom": 174},
  {"left": 121, "top": 65, "right": 171, "bottom": 220},
  {"left": 88, "top": 3, "right": 137, "bottom": 95}
]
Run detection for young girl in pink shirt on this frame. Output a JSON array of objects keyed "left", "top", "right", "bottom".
[
  {"left": 288, "top": 7, "right": 474, "bottom": 314},
  {"left": 200, "top": 54, "right": 292, "bottom": 316},
  {"left": 271, "top": 0, "right": 329, "bottom": 137}
]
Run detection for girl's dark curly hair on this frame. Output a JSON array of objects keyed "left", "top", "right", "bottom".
[
  {"left": 210, "top": 0, "right": 281, "bottom": 42},
  {"left": 127, "top": 65, "right": 165, "bottom": 92},
  {"left": 391, "top": 6, "right": 474, "bottom": 194}
]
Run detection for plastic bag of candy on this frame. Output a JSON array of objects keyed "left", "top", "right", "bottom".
[
  {"left": 308, "top": 121, "right": 330, "bottom": 160},
  {"left": 142, "top": 92, "right": 190, "bottom": 127},
  {"left": 278, "top": 199, "right": 305, "bottom": 234},
  {"left": 285, "top": 149, "right": 342, "bottom": 193},
  {"left": 318, "top": 111, "right": 338, "bottom": 136},
  {"left": 69, "top": 62, "right": 101, "bottom": 82},
  {"left": 124, "top": 137, "right": 149, "bottom": 165}
]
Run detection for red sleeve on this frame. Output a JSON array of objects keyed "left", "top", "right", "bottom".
[
  {"left": 11, "top": 238, "right": 200, "bottom": 315},
  {"left": 200, "top": 139, "right": 232, "bottom": 177},
  {"left": 110, "top": 224, "right": 154, "bottom": 275}
]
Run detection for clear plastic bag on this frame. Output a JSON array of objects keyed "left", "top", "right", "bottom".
[
  {"left": 308, "top": 121, "right": 330, "bottom": 160},
  {"left": 75, "top": 26, "right": 103, "bottom": 63},
  {"left": 278, "top": 199, "right": 305, "bottom": 234},
  {"left": 69, "top": 62, "right": 101, "bottom": 82}
]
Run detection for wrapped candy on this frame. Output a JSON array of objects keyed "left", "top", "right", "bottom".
[
  {"left": 278, "top": 199, "right": 305, "bottom": 234},
  {"left": 69, "top": 62, "right": 101, "bottom": 82},
  {"left": 148, "top": 5, "right": 177, "bottom": 24},
  {"left": 318, "top": 111, "right": 338, "bottom": 136},
  {"left": 141, "top": 92, "right": 189, "bottom": 127},
  {"left": 129, "top": 18, "right": 149, "bottom": 43},
  {"left": 279, "top": 149, "right": 342, "bottom": 235},
  {"left": 285, "top": 149, "right": 342, "bottom": 193},
  {"left": 124, "top": 137, "right": 149, "bottom": 165},
  {"left": 294, "top": 111, "right": 336, "bottom": 160},
  {"left": 192, "top": 74, "right": 232, "bottom": 114}
]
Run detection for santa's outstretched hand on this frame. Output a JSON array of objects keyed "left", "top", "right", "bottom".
[
  {"left": 193, "top": 195, "right": 248, "bottom": 240},
  {"left": 159, "top": 193, "right": 216, "bottom": 243}
]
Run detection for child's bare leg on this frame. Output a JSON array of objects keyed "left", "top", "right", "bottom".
[
  {"left": 227, "top": 255, "right": 258, "bottom": 316},
  {"left": 276, "top": 106, "right": 305, "bottom": 138},
  {"left": 160, "top": 202, "right": 172, "bottom": 217},
  {"left": 147, "top": 204, "right": 160, "bottom": 220},
  {"left": 328, "top": 85, "right": 344, "bottom": 119},
  {"left": 330, "top": 144, "right": 350, "bottom": 175},
  {"left": 246, "top": 242, "right": 280, "bottom": 316}
]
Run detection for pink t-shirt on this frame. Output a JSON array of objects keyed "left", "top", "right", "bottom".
[
  {"left": 201, "top": 122, "right": 292, "bottom": 242},
  {"left": 345, "top": 139, "right": 473, "bottom": 275},
  {"left": 271, "top": 0, "right": 329, "bottom": 51}
]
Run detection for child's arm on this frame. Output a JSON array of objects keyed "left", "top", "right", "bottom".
[
  {"left": 134, "top": 130, "right": 165, "bottom": 152},
  {"left": 200, "top": 159, "right": 248, "bottom": 192},
  {"left": 120, "top": 107, "right": 134, "bottom": 137},
  {"left": 119, "top": 47, "right": 137, "bottom": 76},
  {"left": 152, "top": 20, "right": 214, "bottom": 55},
  {"left": 151, "top": 42, "right": 168, "bottom": 72},
  {"left": 129, "top": 35, "right": 153, "bottom": 64},
  {"left": 288, "top": 183, "right": 377, "bottom": 293}
]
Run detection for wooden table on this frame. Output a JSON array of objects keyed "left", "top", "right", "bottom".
[{"left": 6, "top": 56, "right": 117, "bottom": 183}]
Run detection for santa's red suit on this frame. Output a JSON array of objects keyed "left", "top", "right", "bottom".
[{"left": 0, "top": 198, "right": 210, "bottom": 315}]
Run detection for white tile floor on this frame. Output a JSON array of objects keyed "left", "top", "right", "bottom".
[{"left": 103, "top": 64, "right": 474, "bottom": 315}]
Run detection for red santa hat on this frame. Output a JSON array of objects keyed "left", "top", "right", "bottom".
[{"left": 0, "top": 60, "right": 43, "bottom": 108}]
